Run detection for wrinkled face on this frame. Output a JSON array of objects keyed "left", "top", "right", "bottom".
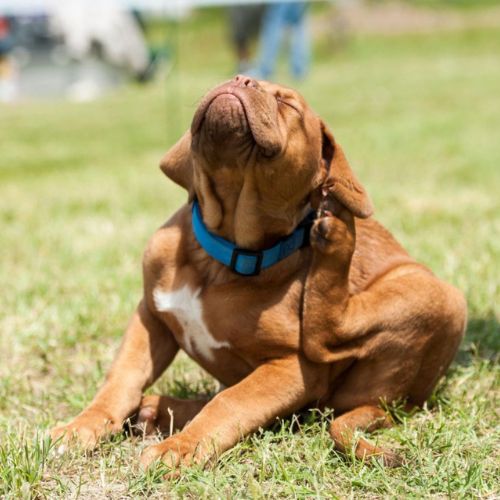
[
  {"left": 160, "top": 76, "right": 372, "bottom": 248},
  {"left": 190, "top": 76, "right": 325, "bottom": 217},
  {"left": 192, "top": 76, "right": 320, "bottom": 161}
]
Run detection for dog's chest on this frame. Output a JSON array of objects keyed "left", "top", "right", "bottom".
[{"left": 153, "top": 285, "right": 230, "bottom": 362}]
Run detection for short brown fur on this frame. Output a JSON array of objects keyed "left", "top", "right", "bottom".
[{"left": 51, "top": 76, "right": 467, "bottom": 470}]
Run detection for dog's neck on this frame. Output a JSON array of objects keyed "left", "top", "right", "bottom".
[
  {"left": 193, "top": 161, "right": 313, "bottom": 250},
  {"left": 196, "top": 183, "right": 307, "bottom": 251}
]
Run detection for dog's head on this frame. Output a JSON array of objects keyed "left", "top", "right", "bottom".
[{"left": 160, "top": 76, "right": 373, "bottom": 248}]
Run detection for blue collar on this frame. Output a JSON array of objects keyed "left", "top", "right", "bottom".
[{"left": 192, "top": 200, "right": 315, "bottom": 276}]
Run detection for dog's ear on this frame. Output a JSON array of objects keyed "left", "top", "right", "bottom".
[
  {"left": 319, "top": 121, "right": 373, "bottom": 219},
  {"left": 160, "top": 131, "right": 194, "bottom": 201}
]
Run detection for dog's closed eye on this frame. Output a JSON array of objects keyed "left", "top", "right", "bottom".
[{"left": 276, "top": 96, "right": 303, "bottom": 118}]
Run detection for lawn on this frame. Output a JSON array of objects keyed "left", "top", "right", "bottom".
[{"left": 1, "top": 6, "right": 499, "bottom": 499}]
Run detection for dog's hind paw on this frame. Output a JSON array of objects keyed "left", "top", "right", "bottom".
[{"left": 135, "top": 396, "right": 161, "bottom": 435}]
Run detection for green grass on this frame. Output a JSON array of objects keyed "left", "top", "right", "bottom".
[{"left": 1, "top": 7, "right": 499, "bottom": 499}]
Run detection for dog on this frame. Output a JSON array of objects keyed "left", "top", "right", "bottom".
[{"left": 51, "top": 76, "right": 467, "bottom": 469}]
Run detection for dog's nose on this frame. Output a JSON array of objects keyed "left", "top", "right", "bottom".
[{"left": 233, "top": 75, "right": 258, "bottom": 89}]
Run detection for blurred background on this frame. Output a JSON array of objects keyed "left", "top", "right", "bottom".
[
  {"left": 1, "top": 2, "right": 499, "bottom": 496},
  {"left": 2, "top": 1, "right": 499, "bottom": 125}
]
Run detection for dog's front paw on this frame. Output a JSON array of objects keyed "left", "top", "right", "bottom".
[
  {"left": 311, "top": 202, "right": 355, "bottom": 257},
  {"left": 311, "top": 192, "right": 355, "bottom": 255},
  {"left": 50, "top": 408, "right": 120, "bottom": 453},
  {"left": 140, "top": 435, "right": 206, "bottom": 475}
]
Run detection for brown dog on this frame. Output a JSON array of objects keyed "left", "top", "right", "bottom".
[{"left": 51, "top": 76, "right": 467, "bottom": 469}]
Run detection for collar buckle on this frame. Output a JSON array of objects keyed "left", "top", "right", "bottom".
[{"left": 230, "top": 248, "right": 264, "bottom": 276}]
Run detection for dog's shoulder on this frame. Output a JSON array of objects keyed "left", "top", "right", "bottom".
[{"left": 142, "top": 204, "right": 192, "bottom": 279}]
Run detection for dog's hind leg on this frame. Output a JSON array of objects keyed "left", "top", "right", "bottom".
[
  {"left": 329, "top": 405, "right": 402, "bottom": 467},
  {"left": 135, "top": 395, "right": 209, "bottom": 435}
]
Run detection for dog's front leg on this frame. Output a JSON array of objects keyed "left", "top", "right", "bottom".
[
  {"left": 303, "top": 201, "right": 357, "bottom": 362},
  {"left": 140, "top": 356, "right": 326, "bottom": 471},
  {"left": 51, "top": 299, "right": 178, "bottom": 449}
]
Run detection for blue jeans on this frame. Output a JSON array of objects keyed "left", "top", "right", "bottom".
[{"left": 257, "top": 2, "right": 309, "bottom": 80}]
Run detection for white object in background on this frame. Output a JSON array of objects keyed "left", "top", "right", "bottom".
[{"left": 48, "top": 0, "right": 149, "bottom": 76}]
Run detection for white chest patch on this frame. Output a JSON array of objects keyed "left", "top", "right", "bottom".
[{"left": 153, "top": 285, "right": 230, "bottom": 362}]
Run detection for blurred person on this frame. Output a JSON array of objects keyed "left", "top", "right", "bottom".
[
  {"left": 0, "top": 16, "right": 17, "bottom": 103},
  {"left": 228, "top": 4, "right": 265, "bottom": 74},
  {"left": 255, "top": 1, "right": 310, "bottom": 80}
]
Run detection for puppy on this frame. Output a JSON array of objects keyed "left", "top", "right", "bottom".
[{"left": 51, "top": 76, "right": 467, "bottom": 470}]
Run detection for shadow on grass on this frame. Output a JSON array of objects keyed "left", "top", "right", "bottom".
[{"left": 456, "top": 315, "right": 499, "bottom": 366}]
